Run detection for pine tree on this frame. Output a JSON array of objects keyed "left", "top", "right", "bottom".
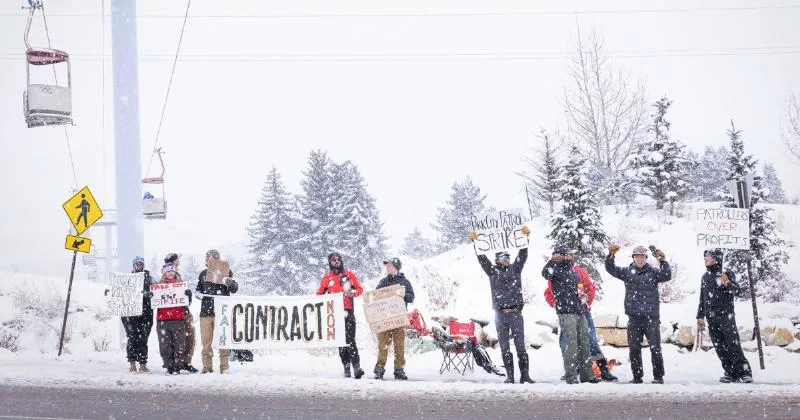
[
  {"left": 690, "top": 146, "right": 729, "bottom": 201},
  {"left": 247, "top": 166, "right": 307, "bottom": 295},
  {"left": 547, "top": 146, "right": 610, "bottom": 290},
  {"left": 630, "top": 97, "right": 694, "bottom": 214},
  {"left": 432, "top": 176, "right": 487, "bottom": 251},
  {"left": 401, "top": 227, "right": 437, "bottom": 260},
  {"left": 149, "top": 254, "right": 160, "bottom": 277},
  {"left": 520, "top": 129, "right": 561, "bottom": 213},
  {"left": 761, "top": 163, "right": 788, "bottom": 204},
  {"left": 183, "top": 256, "right": 201, "bottom": 285},
  {"left": 721, "top": 122, "right": 791, "bottom": 301},
  {"left": 295, "top": 150, "right": 338, "bottom": 283},
  {"left": 330, "top": 160, "right": 388, "bottom": 282}
]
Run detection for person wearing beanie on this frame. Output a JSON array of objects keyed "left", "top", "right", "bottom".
[
  {"left": 164, "top": 252, "right": 199, "bottom": 374},
  {"left": 195, "top": 249, "right": 237, "bottom": 374},
  {"left": 373, "top": 257, "right": 415, "bottom": 380},
  {"left": 156, "top": 263, "right": 190, "bottom": 375},
  {"left": 316, "top": 253, "right": 365, "bottom": 379},
  {"left": 697, "top": 249, "right": 753, "bottom": 383},
  {"left": 605, "top": 244, "right": 672, "bottom": 384},
  {"left": 469, "top": 226, "right": 534, "bottom": 384},
  {"left": 542, "top": 246, "right": 601, "bottom": 384},
  {"left": 119, "top": 256, "right": 155, "bottom": 373}
]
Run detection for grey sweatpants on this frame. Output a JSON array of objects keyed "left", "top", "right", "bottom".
[
  {"left": 157, "top": 319, "right": 186, "bottom": 371},
  {"left": 558, "top": 313, "right": 594, "bottom": 382}
]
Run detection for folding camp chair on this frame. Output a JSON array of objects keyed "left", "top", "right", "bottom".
[{"left": 438, "top": 321, "right": 476, "bottom": 375}]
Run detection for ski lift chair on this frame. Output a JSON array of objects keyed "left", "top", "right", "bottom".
[
  {"left": 23, "top": 4, "right": 73, "bottom": 128},
  {"left": 435, "top": 320, "right": 476, "bottom": 375},
  {"left": 142, "top": 149, "right": 167, "bottom": 219}
]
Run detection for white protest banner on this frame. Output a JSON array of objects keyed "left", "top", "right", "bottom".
[
  {"left": 106, "top": 272, "right": 144, "bottom": 317},
  {"left": 212, "top": 293, "right": 346, "bottom": 350},
  {"left": 150, "top": 282, "right": 189, "bottom": 309},
  {"left": 363, "top": 284, "right": 410, "bottom": 334},
  {"left": 470, "top": 207, "right": 529, "bottom": 255},
  {"left": 693, "top": 205, "right": 750, "bottom": 250}
]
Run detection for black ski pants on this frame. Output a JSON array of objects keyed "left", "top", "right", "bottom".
[
  {"left": 339, "top": 310, "right": 361, "bottom": 368},
  {"left": 628, "top": 315, "right": 664, "bottom": 380},
  {"left": 121, "top": 312, "right": 153, "bottom": 364},
  {"left": 708, "top": 312, "right": 752, "bottom": 379}
]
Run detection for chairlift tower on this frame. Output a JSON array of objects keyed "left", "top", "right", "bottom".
[{"left": 111, "top": 0, "right": 144, "bottom": 270}]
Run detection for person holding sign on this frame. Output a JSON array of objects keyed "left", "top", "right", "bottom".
[
  {"left": 605, "top": 244, "right": 672, "bottom": 384},
  {"left": 156, "top": 263, "right": 190, "bottom": 375},
  {"left": 696, "top": 249, "right": 753, "bottom": 383},
  {"left": 469, "top": 226, "right": 534, "bottom": 384},
  {"left": 165, "top": 252, "right": 199, "bottom": 374},
  {"left": 373, "top": 257, "right": 415, "bottom": 380},
  {"left": 196, "top": 249, "right": 238, "bottom": 374},
  {"left": 121, "top": 256, "right": 154, "bottom": 373},
  {"left": 316, "top": 253, "right": 365, "bottom": 379},
  {"left": 542, "top": 246, "right": 601, "bottom": 385}
]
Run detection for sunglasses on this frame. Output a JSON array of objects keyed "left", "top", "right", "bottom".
[{"left": 329, "top": 257, "right": 341, "bottom": 262}]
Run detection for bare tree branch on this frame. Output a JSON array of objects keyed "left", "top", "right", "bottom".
[{"left": 784, "top": 93, "right": 800, "bottom": 165}]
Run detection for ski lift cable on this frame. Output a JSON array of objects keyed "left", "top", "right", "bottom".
[
  {"left": 39, "top": 0, "right": 78, "bottom": 190},
  {"left": 144, "top": 0, "right": 191, "bottom": 177}
]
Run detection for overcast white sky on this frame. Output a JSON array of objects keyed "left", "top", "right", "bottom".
[{"left": 1, "top": 0, "right": 799, "bottom": 275}]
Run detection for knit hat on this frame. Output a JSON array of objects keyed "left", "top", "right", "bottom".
[
  {"left": 632, "top": 245, "right": 648, "bottom": 257},
  {"left": 552, "top": 245, "right": 569, "bottom": 255},
  {"left": 132, "top": 256, "right": 145, "bottom": 266},
  {"left": 162, "top": 263, "right": 175, "bottom": 275},
  {"left": 164, "top": 252, "right": 180, "bottom": 264},
  {"left": 704, "top": 249, "right": 724, "bottom": 264},
  {"left": 383, "top": 257, "right": 402, "bottom": 270}
]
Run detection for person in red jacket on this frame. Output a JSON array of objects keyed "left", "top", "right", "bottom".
[
  {"left": 156, "top": 263, "right": 191, "bottom": 375},
  {"left": 544, "top": 251, "right": 617, "bottom": 381},
  {"left": 316, "top": 253, "right": 365, "bottom": 379}
]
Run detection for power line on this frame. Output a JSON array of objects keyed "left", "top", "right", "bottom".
[
  {"left": 40, "top": 0, "right": 78, "bottom": 190},
  {"left": 144, "top": 0, "right": 191, "bottom": 177},
  {"left": 1, "top": 4, "right": 799, "bottom": 18}
]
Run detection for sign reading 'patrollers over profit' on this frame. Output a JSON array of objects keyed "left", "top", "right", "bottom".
[
  {"left": 693, "top": 205, "right": 750, "bottom": 250},
  {"left": 471, "top": 208, "right": 529, "bottom": 255}
]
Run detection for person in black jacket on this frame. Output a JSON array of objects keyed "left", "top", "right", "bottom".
[
  {"left": 605, "top": 244, "right": 672, "bottom": 384},
  {"left": 697, "top": 249, "right": 753, "bottom": 383},
  {"left": 469, "top": 226, "right": 534, "bottom": 384},
  {"left": 542, "top": 246, "right": 601, "bottom": 384},
  {"left": 373, "top": 257, "right": 415, "bottom": 380},
  {"left": 196, "top": 249, "right": 238, "bottom": 374},
  {"left": 120, "top": 256, "right": 155, "bottom": 373}
]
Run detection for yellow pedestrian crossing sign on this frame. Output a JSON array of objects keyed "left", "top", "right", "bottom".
[
  {"left": 65, "top": 235, "right": 92, "bottom": 253},
  {"left": 63, "top": 186, "right": 103, "bottom": 235}
]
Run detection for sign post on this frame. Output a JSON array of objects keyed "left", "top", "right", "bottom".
[{"left": 58, "top": 186, "right": 103, "bottom": 356}]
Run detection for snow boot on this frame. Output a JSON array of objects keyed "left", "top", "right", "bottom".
[
  {"left": 598, "top": 358, "right": 618, "bottom": 382},
  {"left": 394, "top": 369, "right": 408, "bottom": 380},
  {"left": 129, "top": 362, "right": 137, "bottom": 373},
  {"left": 138, "top": 363, "right": 151, "bottom": 374},
  {"left": 629, "top": 377, "right": 643, "bottom": 384},
  {"left": 344, "top": 364, "right": 352, "bottom": 378},
  {"left": 374, "top": 367, "right": 385, "bottom": 380},
  {"left": 502, "top": 353, "right": 515, "bottom": 384},
  {"left": 353, "top": 363, "right": 365, "bottom": 379},
  {"left": 518, "top": 353, "right": 535, "bottom": 384},
  {"left": 183, "top": 364, "right": 199, "bottom": 374},
  {"left": 719, "top": 375, "right": 736, "bottom": 383},
  {"left": 739, "top": 375, "right": 753, "bottom": 383},
  {"left": 652, "top": 377, "right": 664, "bottom": 384},
  {"left": 584, "top": 376, "right": 602, "bottom": 384}
]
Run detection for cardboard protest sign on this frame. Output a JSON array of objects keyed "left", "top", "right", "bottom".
[
  {"left": 693, "top": 205, "right": 750, "bottom": 250},
  {"left": 363, "top": 284, "right": 410, "bottom": 334},
  {"left": 205, "top": 259, "right": 231, "bottom": 284},
  {"left": 105, "top": 272, "right": 144, "bottom": 317},
  {"left": 150, "top": 282, "right": 189, "bottom": 309},
  {"left": 470, "top": 208, "right": 529, "bottom": 255},
  {"left": 212, "top": 293, "right": 346, "bottom": 350}
]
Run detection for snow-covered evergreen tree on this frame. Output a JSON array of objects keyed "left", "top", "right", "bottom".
[
  {"left": 401, "top": 227, "right": 437, "bottom": 260},
  {"left": 521, "top": 129, "right": 561, "bottom": 213},
  {"left": 330, "top": 160, "right": 388, "bottom": 282},
  {"left": 761, "top": 163, "right": 788, "bottom": 204},
  {"left": 246, "top": 166, "right": 307, "bottom": 295},
  {"left": 432, "top": 176, "right": 487, "bottom": 251},
  {"left": 721, "top": 122, "right": 791, "bottom": 301},
  {"left": 149, "top": 254, "right": 160, "bottom": 277},
  {"left": 690, "top": 146, "right": 729, "bottom": 201},
  {"left": 547, "top": 146, "right": 610, "bottom": 289},
  {"left": 183, "top": 256, "right": 201, "bottom": 285},
  {"left": 629, "top": 97, "right": 693, "bottom": 214}
]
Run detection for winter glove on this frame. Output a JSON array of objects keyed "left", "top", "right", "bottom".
[
  {"left": 521, "top": 226, "right": 530, "bottom": 236},
  {"left": 608, "top": 244, "right": 620, "bottom": 256},
  {"left": 718, "top": 273, "right": 729, "bottom": 285},
  {"left": 697, "top": 318, "right": 706, "bottom": 330},
  {"left": 469, "top": 231, "right": 478, "bottom": 241},
  {"left": 143, "top": 291, "right": 154, "bottom": 299},
  {"left": 223, "top": 277, "right": 234, "bottom": 287},
  {"left": 654, "top": 249, "right": 666, "bottom": 261},
  {"left": 551, "top": 254, "right": 564, "bottom": 263}
]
